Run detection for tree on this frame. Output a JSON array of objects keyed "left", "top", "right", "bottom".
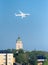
[
  {"left": 15, "top": 50, "right": 29, "bottom": 64},
  {"left": 43, "top": 61, "right": 48, "bottom": 65}
]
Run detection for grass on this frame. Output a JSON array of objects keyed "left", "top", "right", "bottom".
[{"left": 43, "top": 60, "right": 48, "bottom": 65}]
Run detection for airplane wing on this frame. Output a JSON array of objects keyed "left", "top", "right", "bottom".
[
  {"left": 15, "top": 13, "right": 21, "bottom": 16},
  {"left": 19, "top": 11, "right": 23, "bottom": 14}
]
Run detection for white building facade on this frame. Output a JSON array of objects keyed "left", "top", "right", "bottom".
[
  {"left": 16, "top": 37, "right": 23, "bottom": 50},
  {"left": 0, "top": 53, "right": 14, "bottom": 65}
]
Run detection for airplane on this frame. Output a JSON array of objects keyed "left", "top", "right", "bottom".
[{"left": 15, "top": 11, "right": 30, "bottom": 19}]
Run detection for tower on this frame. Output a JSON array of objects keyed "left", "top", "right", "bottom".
[{"left": 16, "top": 37, "right": 23, "bottom": 50}]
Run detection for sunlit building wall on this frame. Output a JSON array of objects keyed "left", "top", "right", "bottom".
[
  {"left": 16, "top": 37, "right": 23, "bottom": 50},
  {"left": 0, "top": 53, "right": 14, "bottom": 65},
  {"left": 0, "top": 53, "right": 6, "bottom": 65}
]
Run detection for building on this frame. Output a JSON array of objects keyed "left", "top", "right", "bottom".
[
  {"left": 0, "top": 51, "right": 14, "bottom": 65},
  {"left": 16, "top": 37, "right": 23, "bottom": 50},
  {"left": 37, "top": 55, "right": 46, "bottom": 65}
]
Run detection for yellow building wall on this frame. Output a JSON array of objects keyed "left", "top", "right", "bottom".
[
  {"left": 37, "top": 62, "right": 43, "bottom": 65},
  {"left": 0, "top": 53, "right": 14, "bottom": 65},
  {"left": 7, "top": 53, "right": 13, "bottom": 65},
  {"left": 0, "top": 54, "right": 6, "bottom": 65},
  {"left": 13, "top": 57, "right": 16, "bottom": 63}
]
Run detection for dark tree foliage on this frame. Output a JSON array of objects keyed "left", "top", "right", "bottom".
[{"left": 0, "top": 49, "right": 48, "bottom": 65}]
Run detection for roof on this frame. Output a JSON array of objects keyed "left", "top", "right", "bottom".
[
  {"left": 37, "top": 55, "right": 46, "bottom": 59},
  {"left": 37, "top": 55, "right": 46, "bottom": 62},
  {"left": 17, "top": 37, "right": 21, "bottom": 41},
  {"left": 0, "top": 50, "right": 12, "bottom": 53}
]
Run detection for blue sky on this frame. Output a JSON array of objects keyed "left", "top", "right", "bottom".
[{"left": 0, "top": 0, "right": 48, "bottom": 51}]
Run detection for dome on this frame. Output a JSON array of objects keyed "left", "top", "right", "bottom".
[{"left": 17, "top": 37, "right": 21, "bottom": 41}]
